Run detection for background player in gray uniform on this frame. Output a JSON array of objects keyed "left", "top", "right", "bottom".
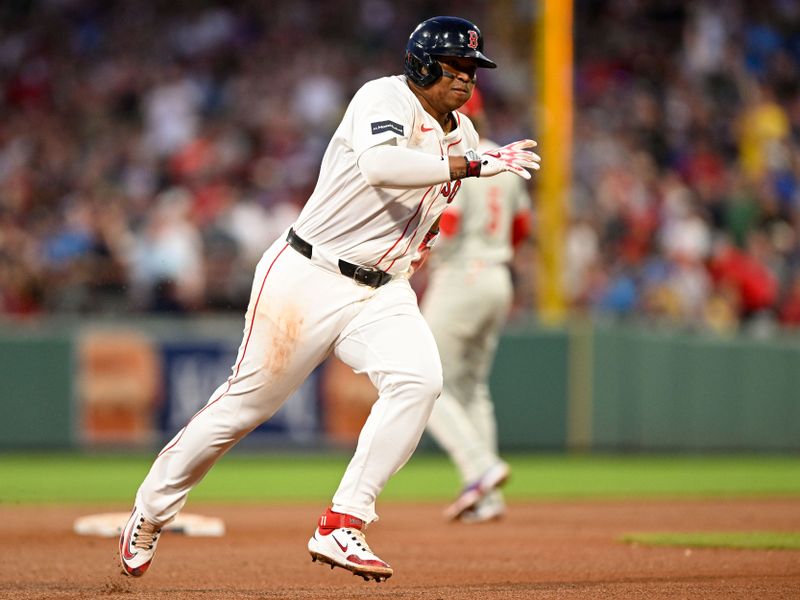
[
  {"left": 422, "top": 88, "right": 533, "bottom": 523},
  {"left": 118, "top": 16, "right": 539, "bottom": 583}
]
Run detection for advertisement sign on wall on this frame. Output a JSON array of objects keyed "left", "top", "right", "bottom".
[
  {"left": 159, "top": 341, "right": 321, "bottom": 445},
  {"left": 77, "top": 329, "right": 320, "bottom": 447}
]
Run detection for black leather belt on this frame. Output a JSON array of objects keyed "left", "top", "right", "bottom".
[{"left": 287, "top": 228, "right": 392, "bottom": 289}]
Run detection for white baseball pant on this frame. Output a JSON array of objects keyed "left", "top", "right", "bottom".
[{"left": 135, "top": 234, "right": 442, "bottom": 525}]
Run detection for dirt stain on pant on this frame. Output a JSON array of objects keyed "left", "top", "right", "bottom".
[{"left": 264, "top": 305, "right": 304, "bottom": 377}]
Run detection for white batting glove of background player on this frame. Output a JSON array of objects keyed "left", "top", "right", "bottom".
[{"left": 465, "top": 140, "right": 541, "bottom": 180}]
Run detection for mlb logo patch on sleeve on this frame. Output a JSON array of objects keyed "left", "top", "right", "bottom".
[{"left": 371, "top": 120, "right": 404, "bottom": 136}]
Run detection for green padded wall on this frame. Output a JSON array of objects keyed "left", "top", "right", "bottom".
[
  {"left": 591, "top": 325, "right": 800, "bottom": 451},
  {"left": 489, "top": 326, "right": 569, "bottom": 450},
  {"left": 0, "top": 335, "right": 73, "bottom": 447}
]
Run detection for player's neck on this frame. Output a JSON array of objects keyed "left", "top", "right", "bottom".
[
  {"left": 408, "top": 82, "right": 456, "bottom": 133},
  {"left": 441, "top": 112, "right": 456, "bottom": 133}
]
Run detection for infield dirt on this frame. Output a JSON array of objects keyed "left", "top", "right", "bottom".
[{"left": 2, "top": 499, "right": 798, "bottom": 599}]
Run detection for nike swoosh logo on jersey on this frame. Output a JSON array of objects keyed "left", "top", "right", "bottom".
[
  {"left": 421, "top": 124, "right": 434, "bottom": 132},
  {"left": 332, "top": 533, "right": 348, "bottom": 552}
]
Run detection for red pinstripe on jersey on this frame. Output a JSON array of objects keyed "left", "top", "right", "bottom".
[
  {"left": 156, "top": 243, "right": 290, "bottom": 458},
  {"left": 372, "top": 186, "right": 433, "bottom": 269},
  {"left": 383, "top": 186, "right": 442, "bottom": 271}
]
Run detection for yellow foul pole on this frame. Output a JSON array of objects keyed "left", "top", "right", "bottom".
[{"left": 535, "top": 0, "right": 572, "bottom": 322}]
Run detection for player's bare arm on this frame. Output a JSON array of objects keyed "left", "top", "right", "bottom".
[{"left": 449, "top": 156, "right": 471, "bottom": 180}]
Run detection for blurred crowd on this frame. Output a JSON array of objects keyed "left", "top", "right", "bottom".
[
  {"left": 1, "top": 1, "right": 800, "bottom": 336},
  {"left": 568, "top": 0, "right": 800, "bottom": 334},
  {"left": 0, "top": 0, "right": 528, "bottom": 316}
]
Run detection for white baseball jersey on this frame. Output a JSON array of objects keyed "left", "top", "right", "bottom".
[
  {"left": 294, "top": 75, "right": 479, "bottom": 275},
  {"left": 429, "top": 138, "right": 530, "bottom": 269}
]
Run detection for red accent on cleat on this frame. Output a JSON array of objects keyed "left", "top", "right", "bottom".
[{"left": 317, "top": 507, "right": 364, "bottom": 534}]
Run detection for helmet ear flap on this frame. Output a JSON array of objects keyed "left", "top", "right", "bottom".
[
  {"left": 426, "top": 59, "right": 442, "bottom": 83},
  {"left": 404, "top": 48, "right": 442, "bottom": 87}
]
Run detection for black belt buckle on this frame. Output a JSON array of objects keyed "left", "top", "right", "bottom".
[
  {"left": 339, "top": 260, "right": 391, "bottom": 288},
  {"left": 353, "top": 265, "right": 381, "bottom": 287}
]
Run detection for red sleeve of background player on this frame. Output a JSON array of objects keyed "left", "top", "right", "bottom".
[
  {"left": 511, "top": 210, "right": 531, "bottom": 248},
  {"left": 439, "top": 209, "right": 461, "bottom": 237}
]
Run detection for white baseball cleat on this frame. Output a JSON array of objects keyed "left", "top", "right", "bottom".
[
  {"left": 443, "top": 461, "right": 511, "bottom": 521},
  {"left": 308, "top": 508, "right": 393, "bottom": 582},
  {"left": 119, "top": 506, "right": 162, "bottom": 577},
  {"left": 458, "top": 493, "right": 506, "bottom": 524}
]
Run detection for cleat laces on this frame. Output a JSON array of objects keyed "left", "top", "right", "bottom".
[
  {"left": 132, "top": 517, "right": 161, "bottom": 550},
  {"left": 343, "top": 528, "right": 371, "bottom": 553}
]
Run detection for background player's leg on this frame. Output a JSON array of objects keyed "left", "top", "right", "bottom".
[
  {"left": 425, "top": 327, "right": 496, "bottom": 484},
  {"left": 423, "top": 266, "right": 501, "bottom": 484},
  {"left": 330, "top": 279, "right": 443, "bottom": 524},
  {"left": 463, "top": 291, "right": 508, "bottom": 471},
  {"left": 462, "top": 336, "right": 507, "bottom": 519},
  {"left": 459, "top": 267, "right": 513, "bottom": 518}
]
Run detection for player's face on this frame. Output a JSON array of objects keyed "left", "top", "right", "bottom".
[{"left": 427, "top": 56, "right": 479, "bottom": 112}]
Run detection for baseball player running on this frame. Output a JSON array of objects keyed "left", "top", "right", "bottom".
[
  {"left": 119, "top": 15, "right": 539, "bottom": 583},
  {"left": 422, "top": 88, "right": 532, "bottom": 523}
]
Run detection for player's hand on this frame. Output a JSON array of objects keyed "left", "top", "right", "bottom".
[{"left": 466, "top": 140, "right": 541, "bottom": 180}]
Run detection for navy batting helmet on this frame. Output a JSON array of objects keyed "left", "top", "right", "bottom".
[{"left": 404, "top": 16, "right": 497, "bottom": 87}]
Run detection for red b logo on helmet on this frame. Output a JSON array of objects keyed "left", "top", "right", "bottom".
[{"left": 467, "top": 30, "right": 479, "bottom": 49}]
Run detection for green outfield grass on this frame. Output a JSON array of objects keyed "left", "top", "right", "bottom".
[
  {"left": 0, "top": 452, "right": 798, "bottom": 504},
  {"left": 622, "top": 531, "right": 800, "bottom": 550}
]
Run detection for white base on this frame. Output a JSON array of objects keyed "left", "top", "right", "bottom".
[{"left": 74, "top": 512, "right": 225, "bottom": 537}]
